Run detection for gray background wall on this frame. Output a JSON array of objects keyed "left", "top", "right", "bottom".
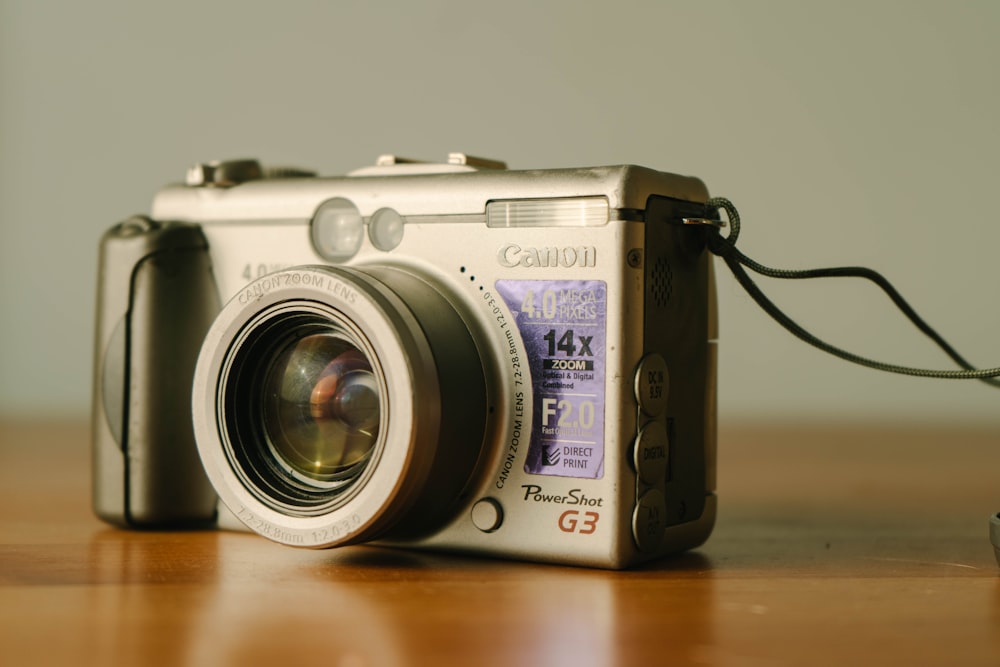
[{"left": 2, "top": 0, "right": 998, "bottom": 424}]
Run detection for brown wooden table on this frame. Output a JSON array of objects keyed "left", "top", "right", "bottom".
[{"left": 1, "top": 420, "right": 998, "bottom": 666}]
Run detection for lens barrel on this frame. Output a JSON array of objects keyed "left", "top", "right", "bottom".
[{"left": 193, "top": 265, "right": 489, "bottom": 548}]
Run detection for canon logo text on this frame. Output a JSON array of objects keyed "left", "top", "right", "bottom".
[{"left": 497, "top": 244, "right": 597, "bottom": 269}]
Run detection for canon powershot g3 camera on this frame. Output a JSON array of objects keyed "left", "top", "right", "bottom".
[{"left": 91, "top": 154, "right": 719, "bottom": 569}]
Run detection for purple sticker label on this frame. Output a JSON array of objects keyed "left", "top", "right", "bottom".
[{"left": 495, "top": 280, "right": 606, "bottom": 479}]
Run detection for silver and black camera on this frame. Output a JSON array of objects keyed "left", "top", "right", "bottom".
[{"left": 92, "top": 154, "right": 719, "bottom": 568}]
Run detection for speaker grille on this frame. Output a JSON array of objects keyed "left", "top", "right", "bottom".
[{"left": 651, "top": 257, "right": 673, "bottom": 306}]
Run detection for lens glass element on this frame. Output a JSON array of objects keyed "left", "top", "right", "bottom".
[{"left": 261, "top": 332, "right": 380, "bottom": 484}]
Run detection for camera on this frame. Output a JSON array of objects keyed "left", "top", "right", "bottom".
[
  {"left": 92, "top": 153, "right": 719, "bottom": 569},
  {"left": 992, "top": 513, "right": 1000, "bottom": 566}
]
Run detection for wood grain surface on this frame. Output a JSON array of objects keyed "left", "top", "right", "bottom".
[{"left": 1, "top": 420, "right": 998, "bottom": 666}]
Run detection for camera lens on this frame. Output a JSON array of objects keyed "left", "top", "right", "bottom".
[
  {"left": 261, "top": 332, "right": 380, "bottom": 485},
  {"left": 194, "top": 266, "right": 490, "bottom": 547},
  {"left": 220, "top": 307, "right": 387, "bottom": 513}
]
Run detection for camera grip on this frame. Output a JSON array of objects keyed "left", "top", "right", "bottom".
[{"left": 92, "top": 218, "right": 219, "bottom": 527}]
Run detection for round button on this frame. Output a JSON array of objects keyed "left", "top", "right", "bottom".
[
  {"left": 632, "top": 489, "right": 666, "bottom": 553},
  {"left": 369, "top": 207, "right": 405, "bottom": 251},
  {"left": 471, "top": 498, "right": 503, "bottom": 533},
  {"left": 633, "top": 420, "right": 669, "bottom": 485},
  {"left": 634, "top": 353, "right": 669, "bottom": 416},
  {"left": 311, "top": 197, "right": 364, "bottom": 262}
]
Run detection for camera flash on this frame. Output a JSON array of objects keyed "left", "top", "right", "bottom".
[{"left": 486, "top": 197, "right": 608, "bottom": 228}]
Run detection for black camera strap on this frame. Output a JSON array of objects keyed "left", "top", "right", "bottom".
[{"left": 696, "top": 197, "right": 1000, "bottom": 387}]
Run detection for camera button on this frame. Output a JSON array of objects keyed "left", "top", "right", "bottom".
[
  {"left": 632, "top": 489, "right": 666, "bottom": 553},
  {"left": 634, "top": 353, "right": 669, "bottom": 416},
  {"left": 186, "top": 159, "right": 263, "bottom": 187},
  {"left": 633, "top": 421, "right": 669, "bottom": 485},
  {"left": 113, "top": 216, "right": 158, "bottom": 237},
  {"left": 471, "top": 498, "right": 504, "bottom": 533}
]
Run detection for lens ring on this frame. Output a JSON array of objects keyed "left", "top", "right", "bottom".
[
  {"left": 194, "top": 267, "right": 436, "bottom": 546},
  {"left": 220, "top": 305, "right": 387, "bottom": 515}
]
